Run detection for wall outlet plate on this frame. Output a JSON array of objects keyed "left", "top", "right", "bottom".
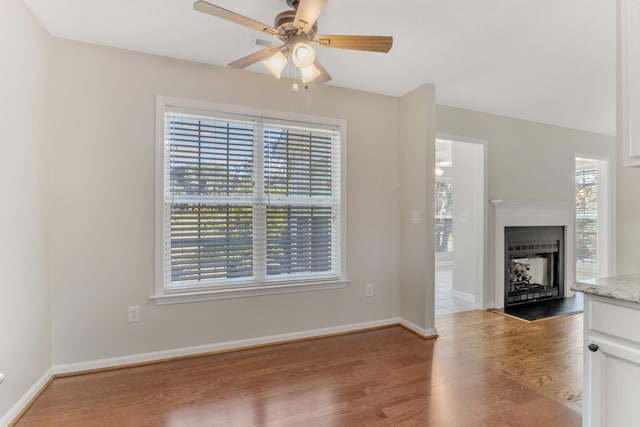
[{"left": 128, "top": 305, "right": 140, "bottom": 323}]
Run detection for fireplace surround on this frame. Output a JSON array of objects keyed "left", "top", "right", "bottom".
[{"left": 491, "top": 200, "right": 575, "bottom": 310}]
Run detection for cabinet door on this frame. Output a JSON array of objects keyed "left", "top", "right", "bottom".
[
  {"left": 587, "top": 335, "right": 640, "bottom": 426},
  {"left": 621, "top": 0, "right": 640, "bottom": 166}
]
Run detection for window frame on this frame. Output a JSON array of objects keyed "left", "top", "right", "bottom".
[
  {"left": 574, "top": 155, "right": 612, "bottom": 281},
  {"left": 153, "top": 96, "right": 348, "bottom": 304}
]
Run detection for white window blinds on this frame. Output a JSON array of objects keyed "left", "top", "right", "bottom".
[
  {"left": 434, "top": 179, "right": 453, "bottom": 253},
  {"left": 575, "top": 168, "right": 598, "bottom": 266},
  {"left": 262, "top": 122, "right": 340, "bottom": 280},
  {"left": 162, "top": 109, "right": 341, "bottom": 293}
]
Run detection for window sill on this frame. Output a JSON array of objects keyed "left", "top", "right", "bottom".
[{"left": 150, "top": 279, "right": 350, "bottom": 305}]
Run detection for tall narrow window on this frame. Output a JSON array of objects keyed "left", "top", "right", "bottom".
[
  {"left": 157, "top": 99, "right": 345, "bottom": 298},
  {"left": 575, "top": 157, "right": 602, "bottom": 280},
  {"left": 434, "top": 178, "right": 453, "bottom": 254}
]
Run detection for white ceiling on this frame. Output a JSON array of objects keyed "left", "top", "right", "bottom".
[{"left": 23, "top": 0, "right": 616, "bottom": 135}]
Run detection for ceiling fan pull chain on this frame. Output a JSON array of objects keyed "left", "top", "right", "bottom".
[{"left": 292, "top": 63, "right": 299, "bottom": 93}]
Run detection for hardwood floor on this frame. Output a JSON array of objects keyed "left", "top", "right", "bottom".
[
  {"left": 16, "top": 314, "right": 582, "bottom": 426},
  {"left": 436, "top": 310, "right": 583, "bottom": 406}
]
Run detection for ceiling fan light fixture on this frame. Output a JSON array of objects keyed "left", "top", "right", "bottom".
[
  {"left": 299, "top": 63, "right": 321, "bottom": 83},
  {"left": 292, "top": 42, "right": 315, "bottom": 68},
  {"left": 263, "top": 51, "right": 288, "bottom": 79},
  {"left": 193, "top": 0, "right": 393, "bottom": 87}
]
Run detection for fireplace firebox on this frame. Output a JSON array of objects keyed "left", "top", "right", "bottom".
[{"left": 504, "top": 226, "right": 565, "bottom": 307}]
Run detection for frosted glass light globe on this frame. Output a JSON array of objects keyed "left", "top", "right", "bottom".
[{"left": 292, "top": 43, "right": 315, "bottom": 68}]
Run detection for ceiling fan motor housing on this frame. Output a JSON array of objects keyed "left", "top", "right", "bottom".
[{"left": 274, "top": 10, "right": 317, "bottom": 38}]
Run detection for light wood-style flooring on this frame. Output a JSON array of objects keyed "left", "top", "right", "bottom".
[
  {"left": 16, "top": 311, "right": 582, "bottom": 426},
  {"left": 436, "top": 310, "right": 583, "bottom": 407}
]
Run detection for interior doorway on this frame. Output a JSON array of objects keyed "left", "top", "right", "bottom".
[{"left": 434, "top": 138, "right": 485, "bottom": 316}]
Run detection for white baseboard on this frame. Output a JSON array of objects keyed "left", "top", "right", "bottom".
[
  {"left": 399, "top": 318, "right": 438, "bottom": 338},
  {"left": 52, "top": 318, "right": 404, "bottom": 375},
  {"left": 3, "top": 317, "right": 438, "bottom": 425},
  {"left": 0, "top": 368, "right": 53, "bottom": 427},
  {"left": 451, "top": 289, "right": 475, "bottom": 302}
]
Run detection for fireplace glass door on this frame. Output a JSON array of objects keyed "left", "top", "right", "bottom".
[{"left": 504, "top": 226, "right": 564, "bottom": 307}]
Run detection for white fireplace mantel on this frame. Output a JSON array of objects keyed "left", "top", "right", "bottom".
[{"left": 491, "top": 200, "right": 576, "bottom": 309}]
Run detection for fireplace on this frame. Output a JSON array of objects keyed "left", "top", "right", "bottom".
[
  {"left": 504, "top": 226, "right": 564, "bottom": 307},
  {"left": 491, "top": 200, "right": 575, "bottom": 310}
]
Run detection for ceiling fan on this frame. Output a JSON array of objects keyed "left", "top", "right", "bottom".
[{"left": 193, "top": 0, "right": 393, "bottom": 86}]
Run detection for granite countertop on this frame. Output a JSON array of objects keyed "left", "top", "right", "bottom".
[{"left": 572, "top": 273, "right": 640, "bottom": 304}]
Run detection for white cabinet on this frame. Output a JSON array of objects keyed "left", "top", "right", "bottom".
[
  {"left": 621, "top": 0, "right": 640, "bottom": 166},
  {"left": 583, "top": 294, "right": 640, "bottom": 426}
]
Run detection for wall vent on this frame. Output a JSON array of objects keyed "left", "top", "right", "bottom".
[{"left": 251, "top": 35, "right": 277, "bottom": 48}]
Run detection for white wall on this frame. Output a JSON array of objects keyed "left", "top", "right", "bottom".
[
  {"left": 46, "top": 39, "right": 407, "bottom": 364},
  {"left": 451, "top": 142, "right": 484, "bottom": 299},
  {"left": 0, "top": 0, "right": 52, "bottom": 419},
  {"left": 397, "top": 85, "right": 437, "bottom": 333},
  {"left": 437, "top": 105, "right": 616, "bottom": 306}
]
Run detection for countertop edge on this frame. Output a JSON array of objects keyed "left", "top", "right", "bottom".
[{"left": 572, "top": 279, "right": 640, "bottom": 305}]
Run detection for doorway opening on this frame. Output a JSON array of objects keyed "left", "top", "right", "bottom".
[{"left": 434, "top": 138, "right": 485, "bottom": 316}]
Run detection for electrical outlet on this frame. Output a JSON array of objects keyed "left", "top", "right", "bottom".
[
  {"left": 366, "top": 283, "right": 374, "bottom": 297},
  {"left": 128, "top": 305, "right": 140, "bottom": 323},
  {"left": 0, "top": 373, "right": 5, "bottom": 384}
]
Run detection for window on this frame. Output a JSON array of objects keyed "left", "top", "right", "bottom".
[
  {"left": 575, "top": 166, "right": 598, "bottom": 268},
  {"left": 434, "top": 178, "right": 453, "bottom": 254},
  {"left": 575, "top": 156, "right": 611, "bottom": 281},
  {"left": 155, "top": 98, "right": 346, "bottom": 302}
]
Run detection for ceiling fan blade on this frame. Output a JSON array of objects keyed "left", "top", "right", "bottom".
[
  {"left": 229, "top": 46, "right": 279, "bottom": 69},
  {"left": 193, "top": 1, "right": 278, "bottom": 36},
  {"left": 317, "top": 35, "right": 393, "bottom": 53},
  {"left": 313, "top": 58, "right": 332, "bottom": 84},
  {"left": 294, "top": 0, "right": 327, "bottom": 33}
]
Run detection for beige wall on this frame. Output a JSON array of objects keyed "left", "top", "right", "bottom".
[
  {"left": 615, "top": 143, "right": 640, "bottom": 274},
  {"left": 0, "top": 0, "right": 52, "bottom": 419},
  {"left": 438, "top": 105, "right": 616, "bottom": 203},
  {"left": 437, "top": 105, "right": 616, "bottom": 306},
  {"left": 46, "top": 39, "right": 407, "bottom": 364},
  {"left": 616, "top": 1, "right": 640, "bottom": 275},
  {"left": 397, "top": 85, "right": 436, "bottom": 332}
]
